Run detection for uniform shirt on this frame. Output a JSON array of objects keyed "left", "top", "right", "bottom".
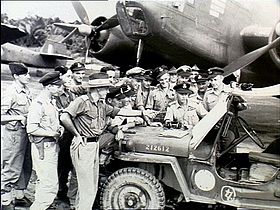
[
  {"left": 135, "top": 85, "right": 153, "bottom": 109},
  {"left": 203, "top": 85, "right": 231, "bottom": 111},
  {"left": 64, "top": 95, "right": 120, "bottom": 137},
  {"left": 1, "top": 82, "right": 32, "bottom": 128},
  {"left": 26, "top": 92, "right": 60, "bottom": 135},
  {"left": 164, "top": 101, "right": 208, "bottom": 128},
  {"left": 145, "top": 84, "right": 176, "bottom": 111}
]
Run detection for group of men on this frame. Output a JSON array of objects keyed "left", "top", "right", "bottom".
[{"left": 1, "top": 61, "right": 232, "bottom": 210}]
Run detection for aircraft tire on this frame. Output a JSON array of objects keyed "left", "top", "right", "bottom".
[{"left": 100, "top": 167, "right": 165, "bottom": 209}]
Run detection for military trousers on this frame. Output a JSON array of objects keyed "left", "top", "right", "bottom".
[
  {"left": 71, "top": 141, "right": 99, "bottom": 210},
  {"left": 30, "top": 142, "right": 59, "bottom": 210},
  {"left": 1, "top": 126, "right": 32, "bottom": 194}
]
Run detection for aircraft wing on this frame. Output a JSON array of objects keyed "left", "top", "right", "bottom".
[
  {"left": 1, "top": 24, "right": 27, "bottom": 45},
  {"left": 39, "top": 52, "right": 73, "bottom": 60}
]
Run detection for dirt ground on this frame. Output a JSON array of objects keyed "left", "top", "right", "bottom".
[{"left": 1, "top": 73, "right": 279, "bottom": 210}]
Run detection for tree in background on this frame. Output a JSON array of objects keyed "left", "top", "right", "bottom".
[{"left": 1, "top": 13, "right": 86, "bottom": 54}]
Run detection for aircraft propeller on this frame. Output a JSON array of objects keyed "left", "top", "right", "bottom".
[
  {"left": 54, "top": 1, "right": 119, "bottom": 63},
  {"left": 223, "top": 36, "right": 280, "bottom": 76}
]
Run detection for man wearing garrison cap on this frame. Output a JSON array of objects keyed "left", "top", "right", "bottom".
[
  {"left": 1, "top": 62, "right": 32, "bottom": 208},
  {"left": 60, "top": 73, "right": 157, "bottom": 210},
  {"left": 26, "top": 71, "right": 65, "bottom": 210},
  {"left": 146, "top": 67, "right": 176, "bottom": 122}
]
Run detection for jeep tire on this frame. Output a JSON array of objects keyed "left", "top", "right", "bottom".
[{"left": 100, "top": 167, "right": 165, "bottom": 209}]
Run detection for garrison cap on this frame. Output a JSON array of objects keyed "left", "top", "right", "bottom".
[
  {"left": 83, "top": 72, "right": 113, "bottom": 88},
  {"left": 168, "top": 66, "right": 177, "bottom": 74},
  {"left": 155, "top": 65, "right": 169, "bottom": 79},
  {"left": 9, "top": 62, "right": 28, "bottom": 75},
  {"left": 55, "top": 65, "right": 69, "bottom": 75},
  {"left": 70, "top": 62, "right": 86, "bottom": 72},
  {"left": 39, "top": 71, "right": 63, "bottom": 86},
  {"left": 207, "top": 67, "right": 224, "bottom": 79},
  {"left": 191, "top": 65, "right": 200, "bottom": 72},
  {"left": 173, "top": 82, "right": 193, "bottom": 95}
]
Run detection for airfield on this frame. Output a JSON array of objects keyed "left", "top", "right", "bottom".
[{"left": 1, "top": 65, "right": 279, "bottom": 210}]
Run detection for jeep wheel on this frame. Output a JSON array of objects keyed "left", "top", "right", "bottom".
[{"left": 100, "top": 167, "right": 165, "bottom": 209}]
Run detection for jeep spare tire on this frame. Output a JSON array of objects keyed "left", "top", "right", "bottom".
[{"left": 100, "top": 167, "right": 165, "bottom": 209}]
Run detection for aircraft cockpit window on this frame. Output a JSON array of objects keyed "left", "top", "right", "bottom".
[{"left": 126, "top": 7, "right": 148, "bottom": 35}]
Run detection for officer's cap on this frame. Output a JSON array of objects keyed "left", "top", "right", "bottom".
[
  {"left": 207, "top": 67, "right": 224, "bottom": 79},
  {"left": 70, "top": 62, "right": 86, "bottom": 72},
  {"left": 83, "top": 72, "right": 113, "bottom": 88},
  {"left": 142, "top": 70, "right": 153, "bottom": 81},
  {"left": 39, "top": 71, "right": 63, "bottom": 86},
  {"left": 177, "top": 65, "right": 192, "bottom": 73},
  {"left": 126, "top": 67, "right": 144, "bottom": 77},
  {"left": 55, "top": 65, "right": 69, "bottom": 75},
  {"left": 115, "top": 84, "right": 135, "bottom": 99},
  {"left": 173, "top": 82, "right": 193, "bottom": 95},
  {"left": 100, "top": 65, "right": 116, "bottom": 73},
  {"left": 9, "top": 62, "right": 28, "bottom": 75},
  {"left": 177, "top": 70, "right": 191, "bottom": 78}
]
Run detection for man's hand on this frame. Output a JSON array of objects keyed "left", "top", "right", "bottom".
[
  {"left": 115, "top": 129, "right": 124, "bottom": 141},
  {"left": 143, "top": 110, "right": 158, "bottom": 119},
  {"left": 71, "top": 135, "right": 85, "bottom": 150}
]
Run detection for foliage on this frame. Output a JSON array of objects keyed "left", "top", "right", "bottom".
[{"left": 1, "top": 13, "right": 86, "bottom": 54}]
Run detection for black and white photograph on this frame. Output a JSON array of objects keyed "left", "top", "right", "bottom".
[{"left": 1, "top": 0, "right": 280, "bottom": 209}]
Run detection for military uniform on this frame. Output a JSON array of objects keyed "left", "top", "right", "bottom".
[
  {"left": 1, "top": 63, "right": 32, "bottom": 207},
  {"left": 203, "top": 85, "right": 231, "bottom": 111},
  {"left": 26, "top": 72, "right": 63, "bottom": 210},
  {"left": 164, "top": 100, "right": 207, "bottom": 128},
  {"left": 145, "top": 84, "right": 176, "bottom": 111},
  {"left": 1, "top": 82, "right": 32, "bottom": 205}
]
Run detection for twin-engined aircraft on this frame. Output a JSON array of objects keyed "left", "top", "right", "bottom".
[{"left": 54, "top": 0, "right": 280, "bottom": 88}]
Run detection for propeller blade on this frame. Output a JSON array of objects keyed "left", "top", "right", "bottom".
[
  {"left": 223, "top": 37, "right": 280, "bottom": 76},
  {"left": 53, "top": 23, "right": 79, "bottom": 32},
  {"left": 136, "top": 39, "right": 144, "bottom": 66},
  {"left": 59, "top": 28, "right": 78, "bottom": 43},
  {"left": 84, "top": 37, "right": 91, "bottom": 64},
  {"left": 71, "top": 1, "right": 90, "bottom": 25},
  {"left": 95, "top": 14, "right": 119, "bottom": 32}
]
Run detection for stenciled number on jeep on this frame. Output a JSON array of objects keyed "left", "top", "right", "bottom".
[{"left": 145, "top": 144, "right": 170, "bottom": 153}]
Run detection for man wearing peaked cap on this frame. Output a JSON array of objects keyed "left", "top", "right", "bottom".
[
  {"left": 60, "top": 71, "right": 157, "bottom": 210},
  {"left": 125, "top": 67, "right": 144, "bottom": 77},
  {"left": 164, "top": 82, "right": 208, "bottom": 129},
  {"left": 70, "top": 62, "right": 86, "bottom": 85},
  {"left": 39, "top": 71, "right": 64, "bottom": 86},
  {"left": 207, "top": 67, "right": 224, "bottom": 79},
  {"left": 1, "top": 62, "right": 32, "bottom": 208},
  {"left": 203, "top": 67, "right": 231, "bottom": 111},
  {"left": 26, "top": 71, "right": 65, "bottom": 210}
]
